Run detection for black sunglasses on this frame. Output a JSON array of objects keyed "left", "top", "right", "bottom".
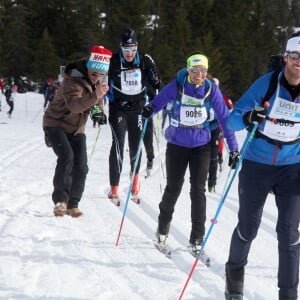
[{"left": 286, "top": 52, "right": 300, "bottom": 60}]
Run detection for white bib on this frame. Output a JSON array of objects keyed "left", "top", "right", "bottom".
[
  {"left": 120, "top": 67, "right": 142, "bottom": 95},
  {"left": 179, "top": 93, "right": 208, "bottom": 126},
  {"left": 261, "top": 84, "right": 300, "bottom": 142}
]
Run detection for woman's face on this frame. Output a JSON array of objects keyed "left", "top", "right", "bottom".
[
  {"left": 187, "top": 65, "right": 208, "bottom": 85},
  {"left": 87, "top": 69, "right": 107, "bottom": 85}
]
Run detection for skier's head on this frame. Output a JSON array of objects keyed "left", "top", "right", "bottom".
[
  {"left": 12, "top": 85, "right": 18, "bottom": 92},
  {"left": 120, "top": 28, "right": 138, "bottom": 47},
  {"left": 186, "top": 52, "right": 208, "bottom": 85},
  {"left": 283, "top": 32, "right": 300, "bottom": 84},
  {"left": 120, "top": 28, "right": 138, "bottom": 63},
  {"left": 86, "top": 45, "right": 112, "bottom": 84}
]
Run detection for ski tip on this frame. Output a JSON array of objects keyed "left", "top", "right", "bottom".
[
  {"left": 131, "top": 195, "right": 140, "bottom": 204},
  {"left": 110, "top": 198, "right": 120, "bottom": 206},
  {"left": 154, "top": 241, "right": 172, "bottom": 258}
]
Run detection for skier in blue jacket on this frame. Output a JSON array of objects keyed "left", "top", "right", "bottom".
[
  {"left": 142, "top": 52, "right": 239, "bottom": 256},
  {"left": 225, "top": 33, "right": 300, "bottom": 300}
]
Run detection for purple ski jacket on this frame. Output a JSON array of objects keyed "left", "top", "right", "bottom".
[{"left": 151, "top": 73, "right": 238, "bottom": 151}]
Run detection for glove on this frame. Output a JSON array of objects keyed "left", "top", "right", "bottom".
[
  {"left": 243, "top": 106, "right": 267, "bottom": 126},
  {"left": 93, "top": 112, "right": 107, "bottom": 125},
  {"left": 142, "top": 104, "right": 153, "bottom": 119},
  {"left": 90, "top": 106, "right": 107, "bottom": 125},
  {"left": 97, "top": 112, "right": 107, "bottom": 125},
  {"left": 90, "top": 105, "right": 101, "bottom": 118},
  {"left": 228, "top": 149, "right": 240, "bottom": 169}
]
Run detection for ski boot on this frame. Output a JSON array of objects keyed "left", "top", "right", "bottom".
[
  {"left": 131, "top": 174, "right": 140, "bottom": 204},
  {"left": 108, "top": 185, "right": 120, "bottom": 206},
  {"left": 146, "top": 159, "right": 153, "bottom": 177},
  {"left": 225, "top": 263, "right": 244, "bottom": 300},
  {"left": 208, "top": 185, "right": 216, "bottom": 193}
]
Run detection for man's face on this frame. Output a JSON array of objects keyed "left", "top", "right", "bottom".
[
  {"left": 87, "top": 69, "right": 107, "bottom": 84},
  {"left": 121, "top": 46, "right": 137, "bottom": 63},
  {"left": 284, "top": 51, "right": 300, "bottom": 83}
]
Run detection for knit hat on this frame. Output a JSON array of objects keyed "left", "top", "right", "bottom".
[
  {"left": 12, "top": 85, "right": 18, "bottom": 92},
  {"left": 86, "top": 45, "right": 112, "bottom": 72},
  {"left": 187, "top": 54, "right": 208, "bottom": 69},
  {"left": 285, "top": 36, "right": 300, "bottom": 52},
  {"left": 120, "top": 29, "right": 138, "bottom": 47}
]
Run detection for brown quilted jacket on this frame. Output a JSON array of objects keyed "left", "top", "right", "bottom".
[{"left": 43, "top": 60, "right": 103, "bottom": 134}]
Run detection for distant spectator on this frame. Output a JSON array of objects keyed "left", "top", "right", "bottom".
[
  {"left": 0, "top": 78, "right": 4, "bottom": 111},
  {"left": 207, "top": 77, "right": 234, "bottom": 193},
  {"left": 0, "top": 78, "right": 4, "bottom": 93},
  {"left": 5, "top": 85, "right": 17, "bottom": 118},
  {"left": 42, "top": 78, "right": 57, "bottom": 111}
]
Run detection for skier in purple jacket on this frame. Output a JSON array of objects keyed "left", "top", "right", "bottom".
[{"left": 142, "top": 52, "right": 239, "bottom": 256}]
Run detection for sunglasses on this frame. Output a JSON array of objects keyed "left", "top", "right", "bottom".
[
  {"left": 91, "top": 72, "right": 106, "bottom": 78},
  {"left": 189, "top": 67, "right": 208, "bottom": 74},
  {"left": 121, "top": 47, "right": 137, "bottom": 53},
  {"left": 286, "top": 52, "right": 300, "bottom": 60}
]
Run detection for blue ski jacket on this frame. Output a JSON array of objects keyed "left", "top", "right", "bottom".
[
  {"left": 151, "top": 69, "right": 238, "bottom": 150},
  {"left": 227, "top": 69, "right": 300, "bottom": 165}
]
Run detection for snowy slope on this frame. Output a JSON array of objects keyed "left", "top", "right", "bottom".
[{"left": 0, "top": 92, "right": 297, "bottom": 300}]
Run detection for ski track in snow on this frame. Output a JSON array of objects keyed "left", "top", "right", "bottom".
[{"left": 0, "top": 92, "right": 297, "bottom": 299}]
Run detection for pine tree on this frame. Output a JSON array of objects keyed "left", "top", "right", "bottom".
[{"left": 30, "top": 27, "right": 61, "bottom": 82}]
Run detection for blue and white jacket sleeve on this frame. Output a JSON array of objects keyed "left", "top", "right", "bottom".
[{"left": 227, "top": 73, "right": 272, "bottom": 131}]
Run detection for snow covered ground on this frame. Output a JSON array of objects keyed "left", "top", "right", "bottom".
[{"left": 0, "top": 92, "right": 298, "bottom": 300}]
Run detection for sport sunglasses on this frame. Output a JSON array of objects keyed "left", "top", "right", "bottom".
[
  {"left": 286, "top": 51, "right": 300, "bottom": 60},
  {"left": 121, "top": 47, "right": 137, "bottom": 53}
]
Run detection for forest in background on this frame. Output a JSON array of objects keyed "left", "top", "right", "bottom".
[{"left": 0, "top": 0, "right": 299, "bottom": 100}]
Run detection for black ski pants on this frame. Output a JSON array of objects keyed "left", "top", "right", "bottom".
[
  {"left": 158, "top": 142, "right": 211, "bottom": 243},
  {"left": 7, "top": 100, "right": 14, "bottom": 116},
  {"left": 227, "top": 159, "right": 300, "bottom": 299},
  {"left": 45, "top": 127, "right": 88, "bottom": 209},
  {"left": 109, "top": 108, "right": 143, "bottom": 186},
  {"left": 143, "top": 117, "right": 154, "bottom": 162},
  {"left": 208, "top": 127, "right": 221, "bottom": 187}
]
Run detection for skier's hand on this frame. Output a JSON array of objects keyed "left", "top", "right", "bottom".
[
  {"left": 243, "top": 106, "right": 267, "bottom": 126},
  {"left": 97, "top": 112, "right": 107, "bottom": 125},
  {"left": 95, "top": 81, "right": 109, "bottom": 99},
  {"left": 142, "top": 104, "right": 153, "bottom": 119},
  {"left": 228, "top": 149, "right": 240, "bottom": 169}
]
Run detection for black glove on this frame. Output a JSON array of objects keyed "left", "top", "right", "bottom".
[
  {"left": 228, "top": 149, "right": 240, "bottom": 169},
  {"left": 142, "top": 104, "right": 153, "bottom": 119},
  {"left": 243, "top": 106, "right": 267, "bottom": 126},
  {"left": 93, "top": 112, "right": 107, "bottom": 125}
]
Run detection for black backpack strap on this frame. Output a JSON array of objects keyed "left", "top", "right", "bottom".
[{"left": 261, "top": 68, "right": 281, "bottom": 106}]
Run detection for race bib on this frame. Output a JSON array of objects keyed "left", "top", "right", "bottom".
[
  {"left": 179, "top": 106, "right": 207, "bottom": 126},
  {"left": 120, "top": 69, "right": 142, "bottom": 95},
  {"left": 262, "top": 87, "right": 300, "bottom": 142}
]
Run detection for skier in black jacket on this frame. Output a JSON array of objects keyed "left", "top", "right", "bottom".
[{"left": 107, "top": 28, "right": 161, "bottom": 205}]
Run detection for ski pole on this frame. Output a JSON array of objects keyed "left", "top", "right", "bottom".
[
  {"left": 88, "top": 126, "right": 102, "bottom": 163},
  {"left": 115, "top": 119, "right": 148, "bottom": 247},
  {"left": 31, "top": 105, "right": 44, "bottom": 123},
  {"left": 153, "top": 119, "right": 165, "bottom": 194},
  {"left": 178, "top": 123, "right": 258, "bottom": 300}
]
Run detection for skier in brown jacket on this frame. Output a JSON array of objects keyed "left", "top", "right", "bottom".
[{"left": 43, "top": 45, "right": 112, "bottom": 217}]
